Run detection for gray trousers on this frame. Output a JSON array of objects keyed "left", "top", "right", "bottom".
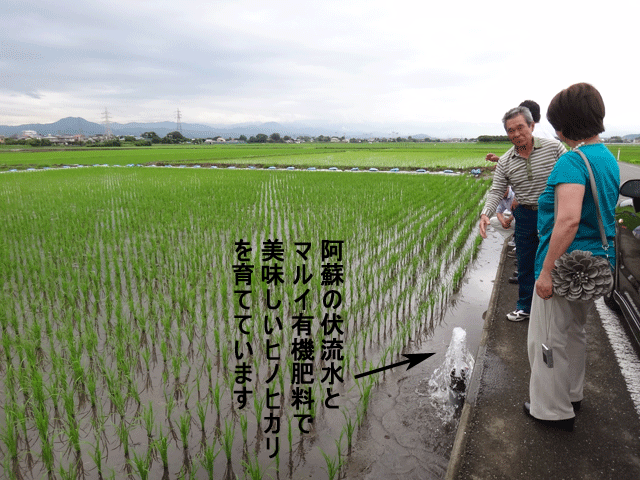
[{"left": 527, "top": 286, "right": 593, "bottom": 420}]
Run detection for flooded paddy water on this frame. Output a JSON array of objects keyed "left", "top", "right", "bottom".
[
  {"left": 343, "top": 232, "right": 502, "bottom": 480},
  {"left": 0, "top": 167, "right": 498, "bottom": 480}
]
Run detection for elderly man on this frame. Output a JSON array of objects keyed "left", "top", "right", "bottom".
[{"left": 479, "top": 106, "right": 567, "bottom": 322}]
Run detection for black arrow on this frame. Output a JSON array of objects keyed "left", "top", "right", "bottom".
[{"left": 354, "top": 352, "right": 436, "bottom": 379}]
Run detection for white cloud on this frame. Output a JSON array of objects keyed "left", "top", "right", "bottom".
[{"left": 1, "top": 0, "right": 639, "bottom": 136}]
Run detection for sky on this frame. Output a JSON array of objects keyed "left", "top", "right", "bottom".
[{"left": 2, "top": 0, "right": 639, "bottom": 137}]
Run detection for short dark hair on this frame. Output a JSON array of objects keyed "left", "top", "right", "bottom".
[
  {"left": 546, "top": 83, "right": 605, "bottom": 141},
  {"left": 519, "top": 100, "right": 541, "bottom": 123}
]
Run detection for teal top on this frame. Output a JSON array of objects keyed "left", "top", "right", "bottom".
[{"left": 535, "top": 143, "right": 620, "bottom": 278}]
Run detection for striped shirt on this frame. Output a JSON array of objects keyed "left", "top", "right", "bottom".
[{"left": 481, "top": 137, "right": 567, "bottom": 217}]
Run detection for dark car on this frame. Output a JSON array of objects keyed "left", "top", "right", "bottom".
[{"left": 605, "top": 179, "right": 640, "bottom": 352}]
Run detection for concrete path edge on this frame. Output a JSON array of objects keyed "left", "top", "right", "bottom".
[{"left": 444, "top": 238, "right": 509, "bottom": 480}]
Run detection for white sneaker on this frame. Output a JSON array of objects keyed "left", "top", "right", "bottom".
[{"left": 506, "top": 309, "right": 529, "bottom": 322}]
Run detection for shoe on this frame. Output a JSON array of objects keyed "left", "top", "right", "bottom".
[
  {"left": 523, "top": 402, "right": 574, "bottom": 432},
  {"left": 506, "top": 309, "right": 529, "bottom": 322},
  {"left": 508, "top": 276, "right": 518, "bottom": 284},
  {"left": 508, "top": 240, "right": 516, "bottom": 247}
]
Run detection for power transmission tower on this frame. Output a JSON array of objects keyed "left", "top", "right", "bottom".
[
  {"left": 176, "top": 108, "right": 182, "bottom": 133},
  {"left": 102, "top": 108, "right": 113, "bottom": 139}
]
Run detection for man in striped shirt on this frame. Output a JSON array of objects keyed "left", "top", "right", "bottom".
[{"left": 479, "top": 106, "right": 567, "bottom": 322}]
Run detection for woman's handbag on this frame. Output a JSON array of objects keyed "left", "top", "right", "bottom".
[{"left": 550, "top": 148, "right": 614, "bottom": 302}]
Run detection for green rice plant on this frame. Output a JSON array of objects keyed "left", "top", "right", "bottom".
[
  {"left": 179, "top": 410, "right": 192, "bottom": 451},
  {"left": 205, "top": 358, "right": 214, "bottom": 394},
  {"left": 141, "top": 346, "right": 151, "bottom": 372},
  {"left": 107, "top": 380, "right": 127, "bottom": 420},
  {"left": 33, "top": 404, "right": 55, "bottom": 475},
  {"left": 155, "top": 428, "right": 169, "bottom": 471},
  {"left": 89, "top": 427, "right": 104, "bottom": 478},
  {"left": 199, "top": 441, "right": 221, "bottom": 480},
  {"left": 212, "top": 380, "right": 222, "bottom": 416},
  {"left": 0, "top": 407, "right": 21, "bottom": 480},
  {"left": 195, "top": 398, "right": 208, "bottom": 432},
  {"left": 124, "top": 368, "right": 142, "bottom": 412},
  {"left": 160, "top": 338, "right": 168, "bottom": 364},
  {"left": 239, "top": 413, "right": 249, "bottom": 446},
  {"left": 131, "top": 449, "right": 151, "bottom": 480},
  {"left": 287, "top": 414, "right": 294, "bottom": 452},
  {"left": 341, "top": 410, "right": 356, "bottom": 454},
  {"left": 0, "top": 162, "right": 491, "bottom": 478},
  {"left": 242, "top": 451, "right": 269, "bottom": 480},
  {"left": 221, "top": 418, "right": 235, "bottom": 462},
  {"left": 253, "top": 392, "right": 265, "bottom": 429},
  {"left": 141, "top": 401, "right": 155, "bottom": 446},
  {"left": 58, "top": 460, "right": 77, "bottom": 480},
  {"left": 319, "top": 447, "right": 343, "bottom": 480},
  {"left": 115, "top": 418, "right": 134, "bottom": 461},
  {"left": 221, "top": 343, "right": 230, "bottom": 374},
  {"left": 164, "top": 387, "right": 176, "bottom": 420}
]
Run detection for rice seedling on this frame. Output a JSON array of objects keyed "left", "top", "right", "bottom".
[
  {"left": 0, "top": 407, "right": 22, "bottom": 480},
  {"left": 212, "top": 380, "right": 222, "bottom": 416},
  {"left": 341, "top": 410, "right": 356, "bottom": 454},
  {"left": 199, "top": 441, "right": 221, "bottom": 480},
  {"left": 319, "top": 447, "right": 343, "bottom": 480},
  {"left": 155, "top": 428, "right": 170, "bottom": 471},
  {"left": 179, "top": 410, "right": 192, "bottom": 451},
  {"left": 0, "top": 164, "right": 490, "bottom": 479},
  {"left": 131, "top": 448, "right": 151, "bottom": 480},
  {"left": 221, "top": 418, "right": 235, "bottom": 463},
  {"left": 195, "top": 398, "right": 209, "bottom": 433},
  {"left": 141, "top": 401, "right": 155, "bottom": 450},
  {"left": 242, "top": 451, "right": 269, "bottom": 480},
  {"left": 239, "top": 413, "right": 249, "bottom": 446}
]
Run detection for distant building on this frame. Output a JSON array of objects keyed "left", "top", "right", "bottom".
[
  {"left": 44, "top": 134, "right": 82, "bottom": 145},
  {"left": 20, "top": 130, "right": 40, "bottom": 139}
]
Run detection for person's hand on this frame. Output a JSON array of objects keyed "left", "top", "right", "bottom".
[
  {"left": 536, "top": 270, "right": 554, "bottom": 300},
  {"left": 479, "top": 214, "right": 490, "bottom": 239},
  {"left": 500, "top": 218, "right": 512, "bottom": 229},
  {"left": 485, "top": 153, "right": 499, "bottom": 162}
]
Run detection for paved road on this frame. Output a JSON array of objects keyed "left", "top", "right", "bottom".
[{"left": 619, "top": 161, "right": 640, "bottom": 187}]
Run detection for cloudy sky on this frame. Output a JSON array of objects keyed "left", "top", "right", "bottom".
[{"left": 2, "top": 0, "right": 639, "bottom": 137}]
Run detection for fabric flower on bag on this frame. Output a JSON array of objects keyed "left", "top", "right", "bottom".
[{"left": 551, "top": 250, "right": 613, "bottom": 302}]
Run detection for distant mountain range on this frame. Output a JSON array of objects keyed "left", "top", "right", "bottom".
[
  {"left": 0, "top": 117, "right": 439, "bottom": 140},
  {"left": 2, "top": 117, "right": 638, "bottom": 141}
]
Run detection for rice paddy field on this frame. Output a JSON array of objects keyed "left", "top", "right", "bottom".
[
  {"left": 0, "top": 146, "right": 493, "bottom": 480},
  {"left": 2, "top": 142, "right": 500, "bottom": 171},
  {"left": 1, "top": 142, "right": 639, "bottom": 172}
]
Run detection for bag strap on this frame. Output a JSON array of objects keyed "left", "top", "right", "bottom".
[
  {"left": 573, "top": 148, "right": 609, "bottom": 252},
  {"left": 553, "top": 147, "right": 609, "bottom": 252}
]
